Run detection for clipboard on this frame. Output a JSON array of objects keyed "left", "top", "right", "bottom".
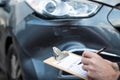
[{"left": 44, "top": 47, "right": 88, "bottom": 80}]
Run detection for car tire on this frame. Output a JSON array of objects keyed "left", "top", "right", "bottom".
[{"left": 6, "top": 44, "right": 23, "bottom": 80}]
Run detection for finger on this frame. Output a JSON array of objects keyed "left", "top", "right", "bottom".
[
  {"left": 82, "top": 65, "right": 95, "bottom": 80},
  {"left": 105, "top": 60, "right": 119, "bottom": 71},
  {"left": 87, "top": 71, "right": 95, "bottom": 80},
  {"left": 82, "top": 51, "right": 95, "bottom": 58},
  {"left": 105, "top": 60, "right": 114, "bottom": 67},
  {"left": 87, "top": 74, "right": 93, "bottom": 80},
  {"left": 82, "top": 65, "right": 89, "bottom": 71},
  {"left": 82, "top": 51, "right": 101, "bottom": 59},
  {"left": 81, "top": 57, "right": 92, "bottom": 65}
]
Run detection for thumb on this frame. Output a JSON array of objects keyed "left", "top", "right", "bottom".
[{"left": 105, "top": 60, "right": 119, "bottom": 71}]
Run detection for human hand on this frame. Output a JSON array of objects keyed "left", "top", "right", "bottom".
[
  {"left": 81, "top": 51, "right": 120, "bottom": 80},
  {"left": 104, "top": 60, "right": 119, "bottom": 71}
]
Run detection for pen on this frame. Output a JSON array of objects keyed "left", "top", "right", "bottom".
[
  {"left": 78, "top": 47, "right": 106, "bottom": 65},
  {"left": 96, "top": 47, "right": 106, "bottom": 54}
]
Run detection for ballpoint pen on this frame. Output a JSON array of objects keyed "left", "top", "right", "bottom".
[{"left": 78, "top": 47, "right": 106, "bottom": 65}]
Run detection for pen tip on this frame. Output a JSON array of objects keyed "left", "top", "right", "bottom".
[{"left": 102, "top": 47, "right": 106, "bottom": 50}]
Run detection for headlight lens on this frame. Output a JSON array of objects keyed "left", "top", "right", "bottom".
[{"left": 25, "top": 0, "right": 101, "bottom": 18}]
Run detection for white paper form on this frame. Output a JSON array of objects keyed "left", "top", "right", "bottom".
[{"left": 53, "top": 53, "right": 87, "bottom": 77}]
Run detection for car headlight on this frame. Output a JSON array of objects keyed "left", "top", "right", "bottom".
[{"left": 25, "top": 0, "right": 102, "bottom": 18}]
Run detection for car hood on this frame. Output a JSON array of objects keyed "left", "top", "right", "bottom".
[{"left": 93, "top": 0, "right": 120, "bottom": 6}]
